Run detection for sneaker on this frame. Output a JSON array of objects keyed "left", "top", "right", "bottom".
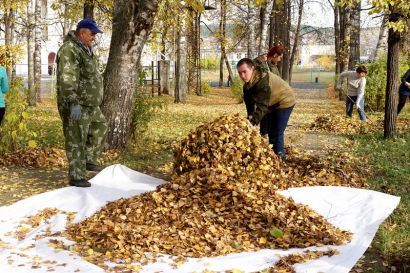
[
  {"left": 86, "top": 163, "right": 103, "bottom": 172},
  {"left": 69, "top": 178, "right": 91, "bottom": 187}
]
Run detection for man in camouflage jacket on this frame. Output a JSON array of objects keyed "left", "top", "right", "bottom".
[{"left": 56, "top": 19, "right": 107, "bottom": 187}]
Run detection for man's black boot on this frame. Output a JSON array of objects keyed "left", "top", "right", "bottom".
[
  {"left": 86, "top": 163, "right": 103, "bottom": 172},
  {"left": 69, "top": 178, "right": 91, "bottom": 187}
]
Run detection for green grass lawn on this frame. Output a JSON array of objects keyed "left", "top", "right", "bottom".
[
  {"left": 291, "top": 70, "right": 335, "bottom": 85},
  {"left": 354, "top": 128, "right": 410, "bottom": 269}
]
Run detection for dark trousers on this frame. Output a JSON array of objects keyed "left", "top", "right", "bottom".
[
  {"left": 267, "top": 105, "right": 294, "bottom": 160},
  {"left": 0, "top": 107, "right": 5, "bottom": 125},
  {"left": 346, "top": 96, "right": 366, "bottom": 121},
  {"left": 398, "top": 93, "right": 408, "bottom": 114},
  {"left": 259, "top": 115, "right": 269, "bottom": 135}
]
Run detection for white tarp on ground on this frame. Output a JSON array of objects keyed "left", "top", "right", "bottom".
[{"left": 0, "top": 164, "right": 400, "bottom": 273}]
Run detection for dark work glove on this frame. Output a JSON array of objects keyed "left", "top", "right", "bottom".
[
  {"left": 247, "top": 115, "right": 257, "bottom": 126},
  {"left": 70, "top": 104, "right": 81, "bottom": 120}
]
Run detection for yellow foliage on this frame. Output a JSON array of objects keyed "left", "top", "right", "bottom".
[
  {"left": 314, "top": 55, "right": 334, "bottom": 71},
  {"left": 339, "top": 0, "right": 410, "bottom": 32},
  {"left": 0, "top": 0, "right": 28, "bottom": 14},
  {"left": 0, "top": 44, "right": 25, "bottom": 68}
]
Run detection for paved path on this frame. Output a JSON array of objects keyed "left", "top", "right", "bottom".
[{"left": 287, "top": 85, "right": 344, "bottom": 156}]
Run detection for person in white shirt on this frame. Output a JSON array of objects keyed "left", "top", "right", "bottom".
[{"left": 336, "top": 66, "right": 368, "bottom": 121}]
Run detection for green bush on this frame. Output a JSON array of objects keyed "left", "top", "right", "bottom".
[
  {"left": 0, "top": 79, "right": 37, "bottom": 154},
  {"left": 200, "top": 57, "right": 219, "bottom": 70},
  {"left": 130, "top": 89, "right": 167, "bottom": 144},
  {"left": 365, "top": 54, "right": 410, "bottom": 111},
  {"left": 201, "top": 80, "right": 211, "bottom": 94},
  {"left": 230, "top": 77, "right": 244, "bottom": 103}
]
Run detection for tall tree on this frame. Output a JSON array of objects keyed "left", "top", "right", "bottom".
[
  {"left": 365, "top": 0, "right": 410, "bottom": 138},
  {"left": 27, "top": 0, "right": 35, "bottom": 106},
  {"left": 383, "top": 11, "right": 401, "bottom": 138},
  {"left": 34, "top": 0, "right": 42, "bottom": 103},
  {"left": 0, "top": 0, "right": 26, "bottom": 80},
  {"left": 83, "top": 0, "right": 95, "bottom": 19},
  {"left": 272, "top": 1, "right": 285, "bottom": 76},
  {"left": 330, "top": 0, "right": 341, "bottom": 75},
  {"left": 258, "top": 0, "right": 274, "bottom": 55},
  {"left": 289, "top": 0, "right": 304, "bottom": 83},
  {"left": 10, "top": 9, "right": 17, "bottom": 80},
  {"left": 2, "top": 4, "right": 15, "bottom": 79},
  {"left": 374, "top": 14, "right": 388, "bottom": 60},
  {"left": 101, "top": 0, "right": 161, "bottom": 149},
  {"left": 186, "top": 8, "right": 201, "bottom": 95},
  {"left": 49, "top": 0, "right": 82, "bottom": 36},
  {"left": 338, "top": 5, "right": 351, "bottom": 73},
  {"left": 41, "top": 0, "right": 48, "bottom": 40},
  {"left": 174, "top": 9, "right": 187, "bottom": 103},
  {"left": 280, "top": 0, "right": 291, "bottom": 81},
  {"left": 268, "top": 3, "right": 275, "bottom": 47},
  {"left": 218, "top": 0, "right": 227, "bottom": 87},
  {"left": 348, "top": 0, "right": 360, "bottom": 70},
  {"left": 247, "top": 0, "right": 257, "bottom": 57}
]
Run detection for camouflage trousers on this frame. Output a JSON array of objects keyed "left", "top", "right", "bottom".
[{"left": 58, "top": 105, "right": 107, "bottom": 180}]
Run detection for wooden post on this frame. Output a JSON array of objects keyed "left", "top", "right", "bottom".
[{"left": 151, "top": 61, "right": 155, "bottom": 97}]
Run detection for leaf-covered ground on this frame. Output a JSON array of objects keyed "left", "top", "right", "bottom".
[{"left": 0, "top": 86, "right": 408, "bottom": 272}]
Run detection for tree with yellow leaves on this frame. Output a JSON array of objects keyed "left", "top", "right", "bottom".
[{"left": 0, "top": 0, "right": 28, "bottom": 79}]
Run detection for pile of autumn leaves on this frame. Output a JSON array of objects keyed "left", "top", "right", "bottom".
[
  {"left": 65, "top": 114, "right": 351, "bottom": 262},
  {"left": 0, "top": 148, "right": 66, "bottom": 167},
  {"left": 309, "top": 113, "right": 409, "bottom": 134}
]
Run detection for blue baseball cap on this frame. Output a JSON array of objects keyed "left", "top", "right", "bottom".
[{"left": 76, "top": 18, "right": 103, "bottom": 34}]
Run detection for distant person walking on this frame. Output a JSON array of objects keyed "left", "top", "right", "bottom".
[
  {"left": 336, "top": 66, "right": 368, "bottom": 121},
  {"left": 56, "top": 18, "right": 107, "bottom": 187},
  {"left": 398, "top": 68, "right": 410, "bottom": 114},
  {"left": 237, "top": 58, "right": 295, "bottom": 160},
  {"left": 0, "top": 62, "right": 9, "bottom": 126},
  {"left": 253, "top": 45, "right": 285, "bottom": 139}
]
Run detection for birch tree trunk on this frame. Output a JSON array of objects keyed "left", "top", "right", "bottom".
[
  {"left": 27, "top": 0, "right": 36, "bottom": 106},
  {"left": 247, "top": 0, "right": 257, "bottom": 58},
  {"left": 374, "top": 14, "right": 388, "bottom": 60},
  {"left": 268, "top": 6, "right": 275, "bottom": 48},
  {"left": 4, "top": 8, "right": 15, "bottom": 80},
  {"left": 34, "top": 0, "right": 42, "bottom": 103},
  {"left": 41, "top": 0, "right": 48, "bottom": 40},
  {"left": 258, "top": 0, "right": 274, "bottom": 55},
  {"left": 63, "top": 2, "right": 70, "bottom": 36},
  {"left": 101, "top": 0, "right": 161, "bottom": 149},
  {"left": 384, "top": 11, "right": 400, "bottom": 139},
  {"left": 175, "top": 20, "right": 187, "bottom": 104},
  {"left": 10, "top": 9, "right": 17, "bottom": 80}
]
